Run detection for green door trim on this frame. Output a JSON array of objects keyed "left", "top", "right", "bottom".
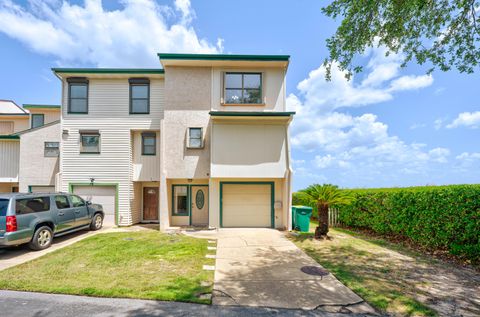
[
  {"left": 219, "top": 181, "right": 275, "bottom": 229},
  {"left": 171, "top": 184, "right": 209, "bottom": 226},
  {"left": 68, "top": 182, "right": 120, "bottom": 226}
]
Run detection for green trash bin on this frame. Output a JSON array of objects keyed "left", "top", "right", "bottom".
[{"left": 292, "top": 206, "right": 313, "bottom": 232}]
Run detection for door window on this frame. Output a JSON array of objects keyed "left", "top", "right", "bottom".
[
  {"left": 172, "top": 185, "right": 188, "bottom": 216},
  {"left": 55, "top": 195, "right": 71, "bottom": 209},
  {"left": 70, "top": 195, "right": 85, "bottom": 207}
]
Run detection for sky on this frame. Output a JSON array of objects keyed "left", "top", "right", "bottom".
[{"left": 0, "top": 0, "right": 479, "bottom": 190}]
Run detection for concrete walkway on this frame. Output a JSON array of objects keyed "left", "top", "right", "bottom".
[
  {"left": 0, "top": 215, "right": 116, "bottom": 271},
  {"left": 185, "top": 229, "right": 376, "bottom": 314},
  {"left": 0, "top": 290, "right": 376, "bottom": 317}
]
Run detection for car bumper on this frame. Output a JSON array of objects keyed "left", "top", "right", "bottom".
[{"left": 0, "top": 234, "right": 31, "bottom": 247}]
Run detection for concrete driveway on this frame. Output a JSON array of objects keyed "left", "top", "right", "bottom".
[
  {"left": 186, "top": 228, "right": 375, "bottom": 314},
  {"left": 0, "top": 215, "right": 116, "bottom": 271}
]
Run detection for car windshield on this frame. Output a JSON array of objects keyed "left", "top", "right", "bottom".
[{"left": 0, "top": 199, "right": 9, "bottom": 217}]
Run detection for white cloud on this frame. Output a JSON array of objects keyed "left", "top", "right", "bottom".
[
  {"left": 434, "top": 118, "right": 445, "bottom": 130},
  {"left": 0, "top": 0, "right": 222, "bottom": 67},
  {"left": 446, "top": 111, "right": 480, "bottom": 129},
  {"left": 456, "top": 152, "right": 480, "bottom": 161}
]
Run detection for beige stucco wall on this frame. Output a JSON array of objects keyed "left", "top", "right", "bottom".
[
  {"left": 132, "top": 130, "right": 160, "bottom": 182},
  {"left": 60, "top": 78, "right": 165, "bottom": 226},
  {"left": 28, "top": 108, "right": 60, "bottom": 126},
  {"left": 211, "top": 67, "right": 286, "bottom": 111},
  {"left": 0, "top": 140, "right": 19, "bottom": 182},
  {"left": 0, "top": 116, "right": 29, "bottom": 134},
  {"left": 211, "top": 121, "right": 288, "bottom": 178},
  {"left": 18, "top": 122, "right": 60, "bottom": 192},
  {"left": 208, "top": 178, "right": 286, "bottom": 229}
]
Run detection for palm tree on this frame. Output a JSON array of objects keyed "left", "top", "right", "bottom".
[{"left": 296, "top": 184, "right": 354, "bottom": 239}]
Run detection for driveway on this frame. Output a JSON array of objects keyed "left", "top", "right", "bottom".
[
  {"left": 186, "top": 229, "right": 376, "bottom": 314},
  {"left": 0, "top": 215, "right": 116, "bottom": 271}
]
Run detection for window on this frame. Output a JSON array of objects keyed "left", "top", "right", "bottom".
[
  {"left": 70, "top": 195, "right": 85, "bottom": 207},
  {"left": 187, "top": 127, "right": 203, "bottom": 148},
  {"left": 44, "top": 142, "right": 60, "bottom": 157},
  {"left": 129, "top": 78, "right": 150, "bottom": 114},
  {"left": 224, "top": 72, "right": 262, "bottom": 104},
  {"left": 15, "top": 197, "right": 50, "bottom": 214},
  {"left": 172, "top": 185, "right": 188, "bottom": 216},
  {"left": 80, "top": 131, "right": 100, "bottom": 153},
  {"left": 0, "top": 199, "right": 8, "bottom": 217},
  {"left": 67, "top": 77, "right": 88, "bottom": 114},
  {"left": 31, "top": 114, "right": 44, "bottom": 129},
  {"left": 142, "top": 132, "right": 156, "bottom": 155},
  {"left": 55, "top": 195, "right": 71, "bottom": 209}
]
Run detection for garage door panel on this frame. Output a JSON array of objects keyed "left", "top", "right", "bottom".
[
  {"left": 222, "top": 183, "right": 272, "bottom": 228},
  {"left": 73, "top": 186, "right": 116, "bottom": 215}
]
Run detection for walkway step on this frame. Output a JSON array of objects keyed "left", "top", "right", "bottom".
[
  {"left": 205, "top": 254, "right": 216, "bottom": 259},
  {"left": 207, "top": 246, "right": 217, "bottom": 250},
  {"left": 203, "top": 265, "right": 215, "bottom": 271}
]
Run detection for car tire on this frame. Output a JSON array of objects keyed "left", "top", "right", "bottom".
[
  {"left": 90, "top": 214, "right": 103, "bottom": 231},
  {"left": 28, "top": 226, "right": 53, "bottom": 251}
]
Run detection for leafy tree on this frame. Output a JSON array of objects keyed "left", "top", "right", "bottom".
[
  {"left": 323, "top": 0, "right": 480, "bottom": 80},
  {"left": 296, "top": 184, "right": 354, "bottom": 239}
]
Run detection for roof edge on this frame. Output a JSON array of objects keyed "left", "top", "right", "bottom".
[
  {"left": 14, "top": 120, "right": 61, "bottom": 135},
  {"left": 0, "top": 135, "right": 20, "bottom": 140},
  {"left": 158, "top": 53, "right": 290, "bottom": 62},
  {"left": 209, "top": 111, "right": 295, "bottom": 117},
  {"left": 23, "top": 104, "right": 61, "bottom": 109},
  {"left": 52, "top": 68, "right": 165, "bottom": 74}
]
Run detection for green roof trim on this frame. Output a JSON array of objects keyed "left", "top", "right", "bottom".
[
  {"left": 0, "top": 135, "right": 20, "bottom": 140},
  {"left": 52, "top": 68, "right": 165, "bottom": 74},
  {"left": 209, "top": 111, "right": 295, "bottom": 117},
  {"left": 158, "top": 53, "right": 290, "bottom": 62},
  {"left": 23, "top": 104, "right": 60, "bottom": 109}
]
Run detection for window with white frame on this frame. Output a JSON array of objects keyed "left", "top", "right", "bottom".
[
  {"left": 44, "top": 142, "right": 59, "bottom": 157},
  {"left": 187, "top": 127, "right": 203, "bottom": 148}
]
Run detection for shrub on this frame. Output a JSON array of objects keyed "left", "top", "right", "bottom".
[{"left": 338, "top": 185, "right": 480, "bottom": 262}]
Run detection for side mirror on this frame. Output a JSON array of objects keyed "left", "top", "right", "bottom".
[{"left": 86, "top": 201, "right": 92, "bottom": 206}]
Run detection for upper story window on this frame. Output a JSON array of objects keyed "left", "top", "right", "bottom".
[
  {"left": 224, "top": 72, "right": 262, "bottom": 105},
  {"left": 44, "top": 142, "right": 60, "bottom": 157},
  {"left": 187, "top": 127, "right": 203, "bottom": 148},
  {"left": 80, "top": 130, "right": 100, "bottom": 154},
  {"left": 129, "top": 78, "right": 150, "bottom": 114},
  {"left": 142, "top": 132, "right": 156, "bottom": 155},
  {"left": 67, "top": 77, "right": 89, "bottom": 114},
  {"left": 31, "top": 114, "right": 44, "bottom": 129}
]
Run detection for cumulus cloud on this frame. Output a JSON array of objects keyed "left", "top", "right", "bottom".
[
  {"left": 0, "top": 0, "right": 222, "bottom": 67},
  {"left": 446, "top": 111, "right": 480, "bottom": 129}
]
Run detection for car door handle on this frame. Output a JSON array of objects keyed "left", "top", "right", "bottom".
[
  {"left": 58, "top": 212, "right": 64, "bottom": 216},
  {"left": 74, "top": 210, "right": 80, "bottom": 213}
]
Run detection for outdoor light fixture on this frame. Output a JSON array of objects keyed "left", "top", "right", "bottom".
[{"left": 90, "top": 178, "right": 95, "bottom": 185}]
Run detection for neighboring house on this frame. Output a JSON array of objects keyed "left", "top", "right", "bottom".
[
  {"left": 53, "top": 53, "right": 294, "bottom": 230},
  {"left": 0, "top": 101, "right": 61, "bottom": 193}
]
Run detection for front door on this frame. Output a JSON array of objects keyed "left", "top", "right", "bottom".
[
  {"left": 191, "top": 186, "right": 208, "bottom": 226},
  {"left": 143, "top": 187, "right": 159, "bottom": 222}
]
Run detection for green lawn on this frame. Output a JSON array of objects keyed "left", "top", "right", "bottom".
[
  {"left": 290, "top": 225, "right": 437, "bottom": 317},
  {"left": 0, "top": 231, "right": 215, "bottom": 303}
]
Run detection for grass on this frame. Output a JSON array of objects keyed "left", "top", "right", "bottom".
[
  {"left": 0, "top": 231, "right": 215, "bottom": 303},
  {"left": 290, "top": 223, "right": 437, "bottom": 317}
]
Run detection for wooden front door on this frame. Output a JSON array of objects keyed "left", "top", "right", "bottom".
[
  {"left": 143, "top": 187, "right": 159, "bottom": 221},
  {"left": 191, "top": 186, "right": 209, "bottom": 226}
]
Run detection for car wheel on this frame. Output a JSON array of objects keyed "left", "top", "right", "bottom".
[
  {"left": 28, "top": 226, "right": 53, "bottom": 251},
  {"left": 90, "top": 214, "right": 103, "bottom": 231}
]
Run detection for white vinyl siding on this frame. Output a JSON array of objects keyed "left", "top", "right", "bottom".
[
  {"left": 0, "top": 140, "right": 19, "bottom": 182},
  {"left": 60, "top": 78, "right": 164, "bottom": 226},
  {"left": 222, "top": 184, "right": 272, "bottom": 228}
]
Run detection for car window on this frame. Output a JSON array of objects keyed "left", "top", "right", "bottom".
[
  {"left": 70, "top": 195, "right": 85, "bottom": 207},
  {"left": 55, "top": 195, "right": 71, "bottom": 209},
  {"left": 0, "top": 199, "right": 9, "bottom": 217},
  {"left": 15, "top": 197, "right": 50, "bottom": 214}
]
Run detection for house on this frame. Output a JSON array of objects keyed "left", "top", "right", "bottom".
[
  {"left": 52, "top": 54, "right": 294, "bottom": 230},
  {"left": 0, "top": 101, "right": 61, "bottom": 193}
]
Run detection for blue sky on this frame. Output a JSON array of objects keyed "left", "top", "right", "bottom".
[{"left": 0, "top": 0, "right": 479, "bottom": 190}]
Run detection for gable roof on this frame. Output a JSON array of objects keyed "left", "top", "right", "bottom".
[{"left": 0, "top": 100, "right": 29, "bottom": 115}]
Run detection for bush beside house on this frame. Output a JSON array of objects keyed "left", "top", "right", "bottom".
[{"left": 338, "top": 185, "right": 480, "bottom": 262}]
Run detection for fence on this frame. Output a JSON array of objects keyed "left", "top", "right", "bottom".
[{"left": 328, "top": 207, "right": 340, "bottom": 227}]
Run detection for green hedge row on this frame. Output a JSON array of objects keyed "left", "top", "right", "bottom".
[{"left": 339, "top": 185, "right": 480, "bottom": 262}]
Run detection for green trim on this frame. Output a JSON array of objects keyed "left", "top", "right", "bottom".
[
  {"left": 0, "top": 135, "right": 20, "bottom": 140},
  {"left": 0, "top": 113, "right": 29, "bottom": 116},
  {"left": 53, "top": 68, "right": 165, "bottom": 74},
  {"left": 171, "top": 184, "right": 209, "bottom": 226},
  {"left": 219, "top": 181, "right": 275, "bottom": 228},
  {"left": 68, "top": 182, "right": 119, "bottom": 226},
  {"left": 23, "top": 104, "right": 60, "bottom": 109},
  {"left": 209, "top": 111, "right": 295, "bottom": 117},
  {"left": 158, "top": 53, "right": 290, "bottom": 62}
]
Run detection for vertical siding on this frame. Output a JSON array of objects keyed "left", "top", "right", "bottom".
[
  {"left": 60, "top": 78, "right": 164, "bottom": 226},
  {"left": 0, "top": 140, "right": 19, "bottom": 181},
  {"left": 132, "top": 130, "right": 160, "bottom": 181}
]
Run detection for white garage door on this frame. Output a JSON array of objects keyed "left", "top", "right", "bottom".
[
  {"left": 222, "top": 183, "right": 272, "bottom": 228},
  {"left": 30, "top": 186, "right": 55, "bottom": 193},
  {"left": 72, "top": 185, "right": 116, "bottom": 216}
]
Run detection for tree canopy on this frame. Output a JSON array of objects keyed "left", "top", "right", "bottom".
[{"left": 323, "top": 0, "right": 480, "bottom": 80}]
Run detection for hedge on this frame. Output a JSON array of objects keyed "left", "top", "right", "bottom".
[{"left": 338, "top": 185, "right": 480, "bottom": 262}]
